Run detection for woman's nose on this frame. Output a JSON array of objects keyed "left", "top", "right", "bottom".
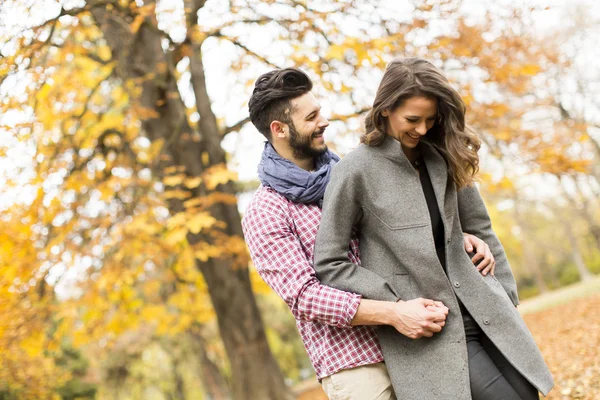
[{"left": 415, "top": 121, "right": 428, "bottom": 135}]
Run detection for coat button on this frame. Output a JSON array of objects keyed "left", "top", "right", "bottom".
[
  {"left": 454, "top": 282, "right": 460, "bottom": 288},
  {"left": 484, "top": 319, "right": 490, "bottom": 325},
  {"left": 447, "top": 238, "right": 451, "bottom": 244}
]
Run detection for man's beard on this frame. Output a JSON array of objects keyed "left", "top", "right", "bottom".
[{"left": 288, "top": 123, "right": 328, "bottom": 160}]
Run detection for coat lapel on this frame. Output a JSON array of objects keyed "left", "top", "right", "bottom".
[
  {"left": 421, "top": 141, "right": 448, "bottom": 220},
  {"left": 375, "top": 136, "right": 450, "bottom": 220}
]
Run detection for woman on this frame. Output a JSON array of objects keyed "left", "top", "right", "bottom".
[{"left": 313, "top": 58, "right": 553, "bottom": 400}]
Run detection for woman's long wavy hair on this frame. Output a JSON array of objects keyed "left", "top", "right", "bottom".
[{"left": 362, "top": 58, "right": 481, "bottom": 189}]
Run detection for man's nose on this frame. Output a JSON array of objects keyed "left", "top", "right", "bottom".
[{"left": 319, "top": 115, "right": 330, "bottom": 129}]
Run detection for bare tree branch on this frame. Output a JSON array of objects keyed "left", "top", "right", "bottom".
[
  {"left": 184, "top": 0, "right": 207, "bottom": 26},
  {"left": 222, "top": 117, "right": 250, "bottom": 135},
  {"left": 329, "top": 107, "right": 371, "bottom": 122},
  {"left": 74, "top": 68, "right": 115, "bottom": 120},
  {"left": 214, "top": 34, "right": 281, "bottom": 68},
  {"left": 29, "top": 0, "right": 116, "bottom": 32}
]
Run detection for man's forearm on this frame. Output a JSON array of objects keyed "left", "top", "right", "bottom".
[{"left": 350, "top": 299, "right": 396, "bottom": 326}]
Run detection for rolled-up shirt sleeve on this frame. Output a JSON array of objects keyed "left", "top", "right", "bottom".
[{"left": 242, "top": 206, "right": 361, "bottom": 328}]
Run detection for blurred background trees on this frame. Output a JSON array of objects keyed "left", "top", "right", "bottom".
[{"left": 0, "top": 0, "right": 598, "bottom": 399}]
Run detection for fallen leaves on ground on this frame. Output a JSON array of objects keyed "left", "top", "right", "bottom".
[{"left": 524, "top": 294, "right": 600, "bottom": 400}]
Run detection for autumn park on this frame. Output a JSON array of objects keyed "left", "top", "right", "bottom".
[{"left": 0, "top": 0, "right": 599, "bottom": 399}]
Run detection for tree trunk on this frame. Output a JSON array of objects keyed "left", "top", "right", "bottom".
[
  {"left": 574, "top": 178, "right": 600, "bottom": 251},
  {"left": 513, "top": 197, "right": 548, "bottom": 293},
  {"left": 90, "top": 3, "right": 293, "bottom": 399},
  {"left": 187, "top": 331, "right": 231, "bottom": 400},
  {"left": 558, "top": 177, "right": 595, "bottom": 281},
  {"left": 587, "top": 131, "right": 600, "bottom": 182},
  {"left": 563, "top": 218, "right": 593, "bottom": 282},
  {"left": 521, "top": 238, "right": 549, "bottom": 293}
]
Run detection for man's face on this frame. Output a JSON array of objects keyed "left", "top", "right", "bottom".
[{"left": 287, "top": 92, "right": 330, "bottom": 160}]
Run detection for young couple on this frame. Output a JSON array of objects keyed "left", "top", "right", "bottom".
[{"left": 242, "top": 58, "right": 553, "bottom": 400}]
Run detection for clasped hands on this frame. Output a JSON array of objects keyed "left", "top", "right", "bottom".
[{"left": 391, "top": 233, "right": 495, "bottom": 339}]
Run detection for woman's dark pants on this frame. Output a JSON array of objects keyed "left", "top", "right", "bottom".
[{"left": 462, "top": 310, "right": 540, "bottom": 400}]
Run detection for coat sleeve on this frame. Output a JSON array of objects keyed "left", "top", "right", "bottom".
[
  {"left": 457, "top": 184, "right": 520, "bottom": 306},
  {"left": 314, "top": 161, "right": 400, "bottom": 302}
]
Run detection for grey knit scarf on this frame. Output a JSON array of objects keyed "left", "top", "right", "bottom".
[{"left": 257, "top": 142, "right": 340, "bottom": 205}]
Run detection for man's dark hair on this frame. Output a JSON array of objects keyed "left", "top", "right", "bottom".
[{"left": 248, "top": 68, "right": 313, "bottom": 140}]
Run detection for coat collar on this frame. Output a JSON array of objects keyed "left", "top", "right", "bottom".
[
  {"left": 376, "top": 134, "right": 449, "bottom": 216},
  {"left": 377, "top": 134, "right": 410, "bottom": 166}
]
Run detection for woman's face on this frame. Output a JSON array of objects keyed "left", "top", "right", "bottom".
[{"left": 383, "top": 96, "right": 438, "bottom": 150}]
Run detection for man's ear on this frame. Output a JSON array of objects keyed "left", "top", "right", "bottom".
[{"left": 270, "top": 120, "right": 287, "bottom": 139}]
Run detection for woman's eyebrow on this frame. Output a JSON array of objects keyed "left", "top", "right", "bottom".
[{"left": 405, "top": 113, "right": 437, "bottom": 119}]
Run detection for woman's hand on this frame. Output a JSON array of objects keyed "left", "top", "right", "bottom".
[{"left": 463, "top": 233, "right": 495, "bottom": 276}]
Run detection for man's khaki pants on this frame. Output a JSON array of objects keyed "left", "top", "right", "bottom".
[{"left": 321, "top": 362, "right": 397, "bottom": 400}]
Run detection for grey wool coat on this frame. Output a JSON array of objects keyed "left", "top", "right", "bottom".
[{"left": 313, "top": 135, "right": 553, "bottom": 399}]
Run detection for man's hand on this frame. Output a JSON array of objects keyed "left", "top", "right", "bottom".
[
  {"left": 463, "top": 233, "right": 495, "bottom": 276},
  {"left": 388, "top": 298, "right": 449, "bottom": 339}
]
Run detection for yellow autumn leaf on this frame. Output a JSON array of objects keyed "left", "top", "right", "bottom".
[
  {"left": 165, "top": 227, "right": 188, "bottom": 245},
  {"left": 37, "top": 83, "right": 52, "bottom": 101},
  {"left": 72, "top": 330, "right": 89, "bottom": 348},
  {"left": 520, "top": 64, "right": 541, "bottom": 76},
  {"left": 186, "top": 212, "right": 217, "bottom": 234},
  {"left": 194, "top": 249, "right": 210, "bottom": 262},
  {"left": 133, "top": 105, "right": 160, "bottom": 120},
  {"left": 163, "top": 174, "right": 186, "bottom": 186},
  {"left": 249, "top": 267, "right": 272, "bottom": 295},
  {"left": 190, "top": 28, "right": 207, "bottom": 43},
  {"left": 20, "top": 332, "right": 44, "bottom": 357},
  {"left": 137, "top": 3, "right": 157, "bottom": 16},
  {"left": 204, "top": 165, "right": 238, "bottom": 190},
  {"left": 194, "top": 245, "right": 223, "bottom": 261},
  {"left": 106, "top": 316, "right": 125, "bottom": 335},
  {"left": 167, "top": 212, "right": 187, "bottom": 229},
  {"left": 164, "top": 165, "right": 185, "bottom": 175},
  {"left": 327, "top": 45, "right": 345, "bottom": 60},
  {"left": 183, "top": 197, "right": 204, "bottom": 209},
  {"left": 130, "top": 15, "right": 145, "bottom": 34},
  {"left": 172, "top": 314, "right": 193, "bottom": 333},
  {"left": 184, "top": 176, "right": 202, "bottom": 189},
  {"left": 97, "top": 44, "right": 112, "bottom": 61},
  {"left": 156, "top": 314, "right": 177, "bottom": 335},
  {"left": 163, "top": 189, "right": 191, "bottom": 200},
  {"left": 192, "top": 240, "right": 225, "bottom": 260}
]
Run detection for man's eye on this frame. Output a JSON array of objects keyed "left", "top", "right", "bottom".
[{"left": 407, "top": 119, "right": 418, "bottom": 123}]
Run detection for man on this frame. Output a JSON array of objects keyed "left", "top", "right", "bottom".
[{"left": 242, "top": 68, "right": 495, "bottom": 399}]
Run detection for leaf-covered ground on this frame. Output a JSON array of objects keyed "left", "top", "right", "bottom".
[
  {"left": 296, "top": 294, "right": 600, "bottom": 400},
  {"left": 525, "top": 294, "right": 600, "bottom": 399}
]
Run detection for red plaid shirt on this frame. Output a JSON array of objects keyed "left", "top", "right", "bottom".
[{"left": 242, "top": 185, "right": 383, "bottom": 379}]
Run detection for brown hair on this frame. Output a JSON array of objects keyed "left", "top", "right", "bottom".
[
  {"left": 362, "top": 57, "right": 480, "bottom": 188},
  {"left": 248, "top": 68, "right": 313, "bottom": 140}
]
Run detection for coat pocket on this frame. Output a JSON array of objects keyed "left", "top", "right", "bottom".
[{"left": 364, "top": 206, "right": 428, "bottom": 231}]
